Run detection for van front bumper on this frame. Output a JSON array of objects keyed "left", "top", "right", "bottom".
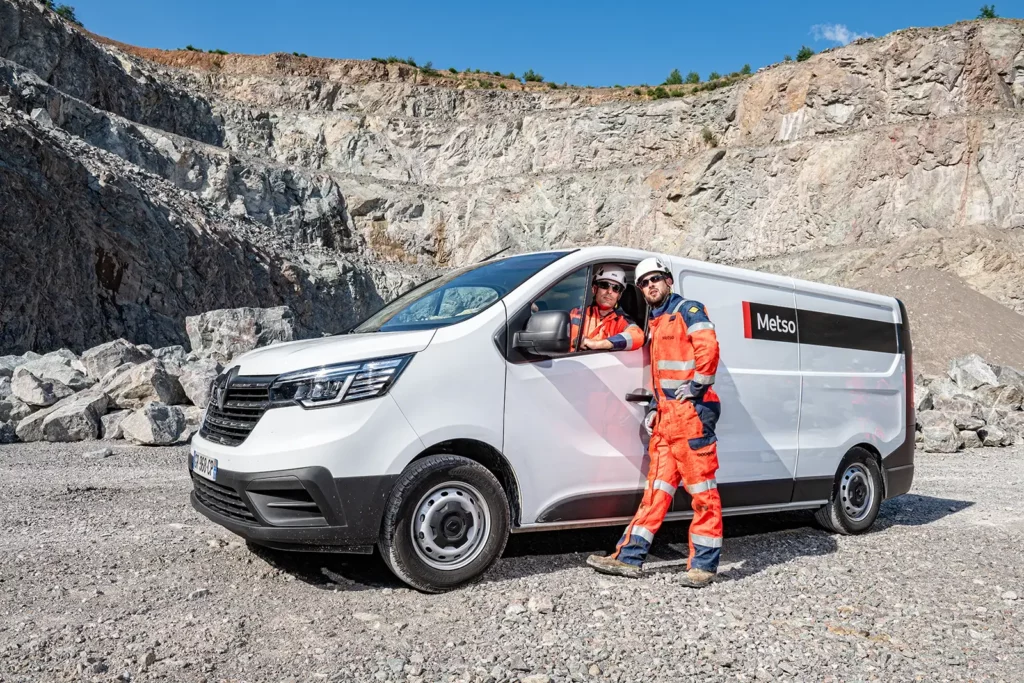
[{"left": 189, "top": 462, "right": 399, "bottom": 554}]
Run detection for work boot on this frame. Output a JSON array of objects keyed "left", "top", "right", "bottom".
[
  {"left": 586, "top": 554, "right": 642, "bottom": 578},
  {"left": 678, "top": 567, "right": 715, "bottom": 588}
]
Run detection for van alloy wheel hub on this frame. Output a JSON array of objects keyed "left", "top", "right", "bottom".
[{"left": 411, "top": 482, "right": 491, "bottom": 571}]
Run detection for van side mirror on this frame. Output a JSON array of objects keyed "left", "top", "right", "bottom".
[{"left": 513, "top": 310, "right": 571, "bottom": 355}]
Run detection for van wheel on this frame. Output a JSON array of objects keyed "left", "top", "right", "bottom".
[
  {"left": 814, "top": 447, "right": 883, "bottom": 535},
  {"left": 379, "top": 454, "right": 510, "bottom": 593}
]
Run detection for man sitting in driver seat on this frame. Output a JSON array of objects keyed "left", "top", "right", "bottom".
[{"left": 570, "top": 265, "right": 645, "bottom": 352}]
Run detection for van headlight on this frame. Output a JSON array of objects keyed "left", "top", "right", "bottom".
[{"left": 268, "top": 355, "right": 413, "bottom": 408}]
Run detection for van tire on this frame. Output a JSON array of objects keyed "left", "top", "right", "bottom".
[
  {"left": 814, "top": 447, "right": 883, "bottom": 535},
  {"left": 379, "top": 454, "right": 510, "bottom": 593}
]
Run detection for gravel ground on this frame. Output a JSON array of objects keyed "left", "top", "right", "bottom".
[{"left": 1, "top": 442, "right": 1022, "bottom": 682}]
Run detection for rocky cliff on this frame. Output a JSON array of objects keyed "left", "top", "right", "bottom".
[{"left": 2, "top": 0, "right": 1024, "bottom": 370}]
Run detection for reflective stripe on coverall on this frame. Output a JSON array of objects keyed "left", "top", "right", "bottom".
[
  {"left": 611, "top": 293, "right": 724, "bottom": 572},
  {"left": 568, "top": 305, "right": 645, "bottom": 352}
]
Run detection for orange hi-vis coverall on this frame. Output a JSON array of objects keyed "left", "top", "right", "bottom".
[
  {"left": 612, "top": 293, "right": 724, "bottom": 572},
  {"left": 568, "top": 305, "right": 645, "bottom": 352}
]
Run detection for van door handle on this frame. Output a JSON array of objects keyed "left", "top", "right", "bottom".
[{"left": 625, "top": 388, "right": 653, "bottom": 403}]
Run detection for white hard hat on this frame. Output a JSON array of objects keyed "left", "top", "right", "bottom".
[
  {"left": 635, "top": 257, "right": 671, "bottom": 283},
  {"left": 593, "top": 264, "right": 626, "bottom": 287}
]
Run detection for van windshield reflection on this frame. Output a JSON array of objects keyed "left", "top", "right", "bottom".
[{"left": 351, "top": 251, "right": 571, "bottom": 333}]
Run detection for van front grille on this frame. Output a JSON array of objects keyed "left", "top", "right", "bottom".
[
  {"left": 199, "top": 376, "right": 275, "bottom": 446},
  {"left": 191, "top": 474, "right": 256, "bottom": 523}
]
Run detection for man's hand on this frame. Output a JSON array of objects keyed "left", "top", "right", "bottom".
[{"left": 581, "top": 337, "right": 613, "bottom": 351}]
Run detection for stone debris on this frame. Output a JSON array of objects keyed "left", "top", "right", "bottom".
[
  {"left": 120, "top": 403, "right": 187, "bottom": 446},
  {"left": 101, "top": 359, "right": 180, "bottom": 410},
  {"left": 185, "top": 306, "right": 295, "bottom": 364},
  {"left": 100, "top": 410, "right": 131, "bottom": 440},
  {"left": 11, "top": 367, "right": 74, "bottom": 407},
  {"left": 916, "top": 355, "right": 1024, "bottom": 452},
  {"left": 80, "top": 339, "right": 151, "bottom": 380}
]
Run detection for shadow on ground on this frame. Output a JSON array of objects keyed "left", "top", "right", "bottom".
[{"left": 246, "top": 493, "right": 973, "bottom": 591}]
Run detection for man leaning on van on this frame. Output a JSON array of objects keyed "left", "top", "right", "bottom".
[{"left": 588, "top": 257, "right": 724, "bottom": 588}]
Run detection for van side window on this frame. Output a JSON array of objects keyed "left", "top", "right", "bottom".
[{"left": 529, "top": 267, "right": 589, "bottom": 317}]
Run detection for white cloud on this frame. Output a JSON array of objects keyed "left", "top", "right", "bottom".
[{"left": 811, "top": 23, "right": 874, "bottom": 45}]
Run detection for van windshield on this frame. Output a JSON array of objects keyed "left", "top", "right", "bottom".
[{"left": 351, "top": 251, "right": 572, "bottom": 333}]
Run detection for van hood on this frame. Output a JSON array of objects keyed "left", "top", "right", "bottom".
[{"left": 228, "top": 329, "right": 437, "bottom": 376}]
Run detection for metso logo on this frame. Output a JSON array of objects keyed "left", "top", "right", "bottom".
[{"left": 757, "top": 312, "right": 796, "bottom": 335}]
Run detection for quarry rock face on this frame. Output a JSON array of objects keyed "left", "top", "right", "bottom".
[{"left": 1, "top": 0, "right": 1024, "bottom": 379}]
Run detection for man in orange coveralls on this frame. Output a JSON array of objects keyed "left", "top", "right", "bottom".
[
  {"left": 569, "top": 265, "right": 645, "bottom": 353},
  {"left": 587, "top": 257, "right": 724, "bottom": 588}
]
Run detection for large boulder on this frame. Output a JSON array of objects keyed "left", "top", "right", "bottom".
[
  {"left": 916, "top": 410, "right": 954, "bottom": 430},
  {"left": 181, "top": 405, "right": 204, "bottom": 442},
  {"left": 972, "top": 384, "right": 1024, "bottom": 414},
  {"left": 152, "top": 346, "right": 189, "bottom": 376},
  {"left": 0, "top": 352, "right": 41, "bottom": 378},
  {"left": 948, "top": 354, "right": 999, "bottom": 391},
  {"left": 0, "top": 396, "right": 34, "bottom": 424},
  {"left": 0, "top": 356, "right": 22, "bottom": 378},
  {"left": 998, "top": 412, "right": 1024, "bottom": 439},
  {"left": 932, "top": 394, "right": 985, "bottom": 424},
  {"left": 961, "top": 430, "right": 982, "bottom": 449},
  {"left": 921, "top": 423, "right": 964, "bottom": 453},
  {"left": 11, "top": 367, "right": 74, "bottom": 407},
  {"left": 121, "top": 403, "right": 187, "bottom": 446},
  {"left": 0, "top": 377, "right": 10, "bottom": 400},
  {"left": 101, "top": 359, "right": 179, "bottom": 410},
  {"left": 178, "top": 359, "right": 222, "bottom": 408},
  {"left": 914, "top": 385, "right": 933, "bottom": 412},
  {"left": 18, "top": 355, "right": 93, "bottom": 391},
  {"left": 953, "top": 412, "right": 986, "bottom": 432},
  {"left": 993, "top": 364, "right": 1024, "bottom": 391},
  {"left": 100, "top": 409, "right": 131, "bottom": 440},
  {"left": 80, "top": 339, "right": 151, "bottom": 380},
  {"left": 15, "top": 390, "right": 108, "bottom": 442},
  {"left": 185, "top": 306, "right": 295, "bottom": 363},
  {"left": 978, "top": 425, "right": 1013, "bottom": 447}
]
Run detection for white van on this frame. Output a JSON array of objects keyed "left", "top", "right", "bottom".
[{"left": 188, "top": 246, "right": 915, "bottom": 592}]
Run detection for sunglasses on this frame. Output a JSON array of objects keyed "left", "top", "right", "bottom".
[
  {"left": 595, "top": 281, "right": 624, "bottom": 294},
  {"left": 637, "top": 273, "right": 669, "bottom": 289}
]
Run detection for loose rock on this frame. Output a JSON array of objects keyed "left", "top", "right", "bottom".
[
  {"left": 80, "top": 339, "right": 151, "bottom": 380},
  {"left": 185, "top": 306, "right": 295, "bottom": 363},
  {"left": 15, "top": 390, "right": 108, "bottom": 442},
  {"left": 921, "top": 424, "right": 963, "bottom": 453},
  {"left": 978, "top": 425, "right": 1013, "bottom": 447},
  {"left": 11, "top": 367, "right": 73, "bottom": 407},
  {"left": 19, "top": 354, "right": 93, "bottom": 391},
  {"left": 178, "top": 359, "right": 222, "bottom": 408},
  {"left": 100, "top": 410, "right": 131, "bottom": 440},
  {"left": 948, "top": 354, "right": 999, "bottom": 390},
  {"left": 960, "top": 430, "right": 982, "bottom": 449},
  {"left": 121, "top": 403, "right": 187, "bottom": 446},
  {"left": 102, "top": 359, "right": 179, "bottom": 410}
]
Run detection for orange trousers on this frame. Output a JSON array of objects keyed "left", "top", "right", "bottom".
[{"left": 611, "top": 399, "right": 723, "bottom": 571}]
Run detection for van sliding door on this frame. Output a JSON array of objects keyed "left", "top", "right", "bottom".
[{"left": 672, "top": 264, "right": 800, "bottom": 507}]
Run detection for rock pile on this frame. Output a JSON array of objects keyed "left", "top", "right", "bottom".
[
  {"left": 915, "top": 355, "right": 1024, "bottom": 453},
  {"left": 0, "top": 306, "right": 296, "bottom": 446}
]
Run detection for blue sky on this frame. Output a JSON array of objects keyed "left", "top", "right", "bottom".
[{"left": 70, "top": 0, "right": 1021, "bottom": 86}]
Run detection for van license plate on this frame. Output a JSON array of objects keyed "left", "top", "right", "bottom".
[{"left": 191, "top": 449, "right": 218, "bottom": 482}]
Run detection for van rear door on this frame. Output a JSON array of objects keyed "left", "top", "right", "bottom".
[{"left": 792, "top": 284, "right": 904, "bottom": 495}]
